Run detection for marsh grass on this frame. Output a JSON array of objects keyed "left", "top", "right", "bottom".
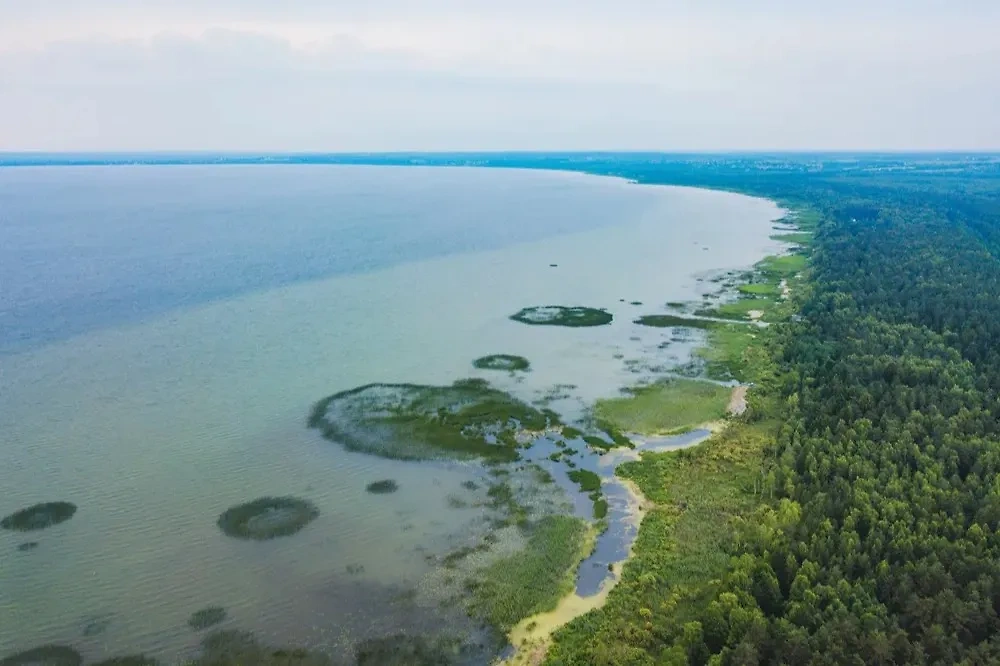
[
  {"left": 216, "top": 497, "right": 318, "bottom": 540},
  {"left": 1, "top": 502, "right": 77, "bottom": 532},
  {"left": 468, "top": 515, "right": 589, "bottom": 632},
  {"left": 695, "top": 326, "right": 770, "bottom": 383},
  {"left": 595, "top": 379, "right": 729, "bottom": 435},
  {"left": 510, "top": 306, "right": 613, "bottom": 328}
]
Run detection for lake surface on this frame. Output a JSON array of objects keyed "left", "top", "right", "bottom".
[{"left": 0, "top": 165, "right": 784, "bottom": 663}]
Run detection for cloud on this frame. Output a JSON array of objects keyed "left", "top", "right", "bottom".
[{"left": 0, "top": 1, "right": 998, "bottom": 150}]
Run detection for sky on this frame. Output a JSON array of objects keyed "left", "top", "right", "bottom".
[{"left": 0, "top": 1, "right": 998, "bottom": 152}]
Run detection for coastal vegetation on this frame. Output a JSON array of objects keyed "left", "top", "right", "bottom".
[
  {"left": 594, "top": 379, "right": 731, "bottom": 435},
  {"left": 216, "top": 497, "right": 319, "bottom": 540},
  {"left": 474, "top": 354, "right": 531, "bottom": 371},
  {"left": 309, "top": 379, "right": 557, "bottom": 461},
  {"left": 510, "top": 306, "right": 613, "bottom": 328},
  {"left": 0, "top": 646, "right": 82, "bottom": 666},
  {"left": 188, "top": 607, "right": 228, "bottom": 631},
  {"left": 1, "top": 502, "right": 77, "bottom": 531}
]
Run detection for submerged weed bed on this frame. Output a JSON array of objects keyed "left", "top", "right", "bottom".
[
  {"left": 510, "top": 306, "right": 612, "bottom": 328},
  {"left": 595, "top": 379, "right": 730, "bottom": 435},
  {"left": 309, "top": 379, "right": 558, "bottom": 461},
  {"left": 188, "top": 607, "right": 227, "bottom": 631},
  {"left": 216, "top": 497, "right": 319, "bottom": 540},
  {"left": 1, "top": 502, "right": 77, "bottom": 532},
  {"left": 0, "top": 646, "right": 82, "bottom": 666}
]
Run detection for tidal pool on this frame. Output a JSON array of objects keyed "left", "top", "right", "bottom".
[{"left": 0, "top": 165, "right": 785, "bottom": 663}]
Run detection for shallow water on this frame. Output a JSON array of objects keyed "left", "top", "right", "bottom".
[{"left": 0, "top": 165, "right": 784, "bottom": 662}]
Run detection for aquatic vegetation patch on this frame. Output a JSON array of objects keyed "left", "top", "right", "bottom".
[
  {"left": 194, "top": 630, "right": 332, "bottom": 666},
  {"left": 473, "top": 354, "right": 531, "bottom": 372},
  {"left": 467, "top": 515, "right": 590, "bottom": 632},
  {"left": 90, "top": 657, "right": 159, "bottom": 666},
  {"left": 634, "top": 314, "right": 718, "bottom": 329},
  {"left": 188, "top": 607, "right": 227, "bottom": 631},
  {"left": 595, "top": 379, "right": 730, "bottom": 435},
  {"left": 510, "top": 306, "right": 612, "bottom": 328},
  {"left": 593, "top": 499, "right": 609, "bottom": 519},
  {"left": 216, "top": 497, "right": 319, "bottom": 540},
  {"left": 567, "top": 470, "right": 601, "bottom": 494},
  {"left": 355, "top": 634, "right": 464, "bottom": 666},
  {"left": 0, "top": 646, "right": 82, "bottom": 666},
  {"left": 1, "top": 502, "right": 77, "bottom": 532},
  {"left": 366, "top": 479, "right": 399, "bottom": 494},
  {"left": 309, "top": 380, "right": 556, "bottom": 461}
]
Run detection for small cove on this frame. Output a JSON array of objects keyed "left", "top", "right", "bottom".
[{"left": 0, "top": 165, "right": 785, "bottom": 663}]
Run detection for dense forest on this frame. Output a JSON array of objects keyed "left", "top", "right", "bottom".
[{"left": 529, "top": 155, "right": 1000, "bottom": 665}]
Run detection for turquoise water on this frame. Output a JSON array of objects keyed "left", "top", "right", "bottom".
[{"left": 0, "top": 166, "right": 784, "bottom": 662}]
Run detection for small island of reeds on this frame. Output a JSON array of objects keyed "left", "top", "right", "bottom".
[
  {"left": 366, "top": 480, "right": 399, "bottom": 494},
  {"left": 472, "top": 354, "right": 531, "bottom": 371},
  {"left": 509, "top": 306, "right": 612, "bottom": 327},
  {"left": 309, "top": 378, "right": 558, "bottom": 461}
]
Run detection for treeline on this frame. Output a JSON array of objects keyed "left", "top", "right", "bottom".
[{"left": 546, "top": 159, "right": 1000, "bottom": 665}]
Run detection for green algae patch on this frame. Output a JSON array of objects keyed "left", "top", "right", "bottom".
[
  {"left": 217, "top": 497, "right": 319, "bottom": 541},
  {"left": 594, "top": 379, "right": 730, "bottom": 435},
  {"left": 468, "top": 515, "right": 590, "bottom": 632},
  {"left": 634, "top": 314, "right": 718, "bottom": 329},
  {"left": 1, "top": 646, "right": 82, "bottom": 666},
  {"left": 473, "top": 354, "right": 531, "bottom": 372},
  {"left": 188, "top": 606, "right": 227, "bottom": 631},
  {"left": 1, "top": 502, "right": 77, "bottom": 532},
  {"left": 309, "top": 379, "right": 557, "bottom": 462},
  {"left": 510, "top": 306, "right": 612, "bottom": 328},
  {"left": 366, "top": 479, "right": 399, "bottom": 494}
]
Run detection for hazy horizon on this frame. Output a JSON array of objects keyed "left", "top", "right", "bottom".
[{"left": 1, "top": 1, "right": 998, "bottom": 152}]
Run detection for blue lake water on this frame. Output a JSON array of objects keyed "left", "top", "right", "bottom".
[{"left": 0, "top": 165, "right": 784, "bottom": 663}]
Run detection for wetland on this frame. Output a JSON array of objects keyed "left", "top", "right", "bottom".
[{"left": 0, "top": 165, "right": 787, "bottom": 664}]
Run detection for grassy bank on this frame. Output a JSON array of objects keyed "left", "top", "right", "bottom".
[{"left": 594, "top": 379, "right": 731, "bottom": 435}]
